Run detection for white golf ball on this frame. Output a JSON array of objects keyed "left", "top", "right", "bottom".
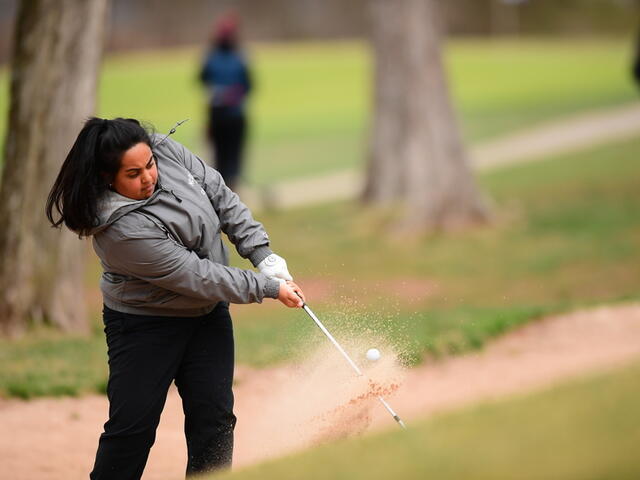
[{"left": 366, "top": 348, "right": 381, "bottom": 361}]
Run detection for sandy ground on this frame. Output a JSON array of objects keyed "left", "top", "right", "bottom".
[{"left": 1, "top": 303, "right": 640, "bottom": 479}]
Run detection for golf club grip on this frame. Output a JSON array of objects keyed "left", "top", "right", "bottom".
[{"left": 294, "top": 290, "right": 306, "bottom": 307}]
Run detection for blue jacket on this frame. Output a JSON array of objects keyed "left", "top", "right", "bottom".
[{"left": 200, "top": 48, "right": 251, "bottom": 115}]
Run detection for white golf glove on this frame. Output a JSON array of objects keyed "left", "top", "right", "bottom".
[{"left": 257, "top": 253, "right": 293, "bottom": 284}]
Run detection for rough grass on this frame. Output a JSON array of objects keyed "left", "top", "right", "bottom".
[
  {"left": 207, "top": 360, "right": 640, "bottom": 480},
  {"left": 0, "top": 38, "right": 636, "bottom": 185},
  {"left": 0, "top": 322, "right": 107, "bottom": 399}
]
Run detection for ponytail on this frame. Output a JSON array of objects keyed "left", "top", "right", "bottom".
[{"left": 46, "top": 117, "right": 152, "bottom": 237}]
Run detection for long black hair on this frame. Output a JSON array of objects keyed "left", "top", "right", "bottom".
[{"left": 46, "top": 117, "right": 152, "bottom": 237}]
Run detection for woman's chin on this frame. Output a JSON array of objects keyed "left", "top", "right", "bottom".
[{"left": 141, "top": 186, "right": 156, "bottom": 198}]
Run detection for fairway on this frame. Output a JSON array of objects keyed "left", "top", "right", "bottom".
[{"left": 0, "top": 38, "right": 637, "bottom": 185}]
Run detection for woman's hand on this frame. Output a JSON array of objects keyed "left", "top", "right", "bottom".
[
  {"left": 278, "top": 281, "right": 305, "bottom": 308},
  {"left": 258, "top": 253, "right": 293, "bottom": 283}
]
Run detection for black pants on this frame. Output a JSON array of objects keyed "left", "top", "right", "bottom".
[
  {"left": 208, "top": 106, "right": 246, "bottom": 191},
  {"left": 90, "top": 303, "right": 236, "bottom": 480}
]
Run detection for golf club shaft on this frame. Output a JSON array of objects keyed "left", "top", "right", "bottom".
[
  {"left": 299, "top": 300, "right": 407, "bottom": 429},
  {"left": 302, "top": 303, "right": 363, "bottom": 376},
  {"left": 377, "top": 396, "right": 407, "bottom": 429}
]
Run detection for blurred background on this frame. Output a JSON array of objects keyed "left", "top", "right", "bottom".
[
  {"left": 0, "top": 0, "right": 639, "bottom": 479},
  {"left": 1, "top": 0, "right": 639, "bottom": 189}
]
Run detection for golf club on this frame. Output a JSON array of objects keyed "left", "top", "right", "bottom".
[{"left": 296, "top": 294, "right": 407, "bottom": 429}]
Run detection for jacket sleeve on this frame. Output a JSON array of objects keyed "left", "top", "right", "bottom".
[
  {"left": 161, "top": 136, "right": 274, "bottom": 266},
  {"left": 95, "top": 219, "right": 280, "bottom": 304}
]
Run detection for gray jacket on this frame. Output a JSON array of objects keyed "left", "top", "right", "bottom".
[{"left": 90, "top": 134, "right": 281, "bottom": 317}]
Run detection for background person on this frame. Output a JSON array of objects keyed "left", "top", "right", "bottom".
[
  {"left": 200, "top": 13, "right": 252, "bottom": 191},
  {"left": 46, "top": 117, "right": 304, "bottom": 479}
]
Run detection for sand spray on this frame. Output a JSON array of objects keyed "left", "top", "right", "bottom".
[{"left": 233, "top": 303, "right": 410, "bottom": 466}]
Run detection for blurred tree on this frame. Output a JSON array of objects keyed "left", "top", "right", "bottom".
[
  {"left": 364, "top": 0, "right": 489, "bottom": 231},
  {"left": 0, "top": 0, "right": 108, "bottom": 335},
  {"left": 633, "top": 25, "right": 640, "bottom": 88}
]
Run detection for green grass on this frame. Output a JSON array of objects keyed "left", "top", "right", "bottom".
[
  {"left": 208, "top": 360, "right": 640, "bottom": 480},
  {"left": 226, "top": 136, "right": 640, "bottom": 366},
  {"left": 1, "top": 38, "right": 637, "bottom": 185},
  {"left": 0, "top": 323, "right": 107, "bottom": 399},
  {"left": 1, "top": 135, "right": 639, "bottom": 396}
]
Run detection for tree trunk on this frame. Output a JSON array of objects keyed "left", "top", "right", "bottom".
[
  {"left": 0, "top": 0, "right": 108, "bottom": 335},
  {"left": 363, "top": 0, "right": 406, "bottom": 203},
  {"left": 366, "top": 0, "right": 489, "bottom": 231}
]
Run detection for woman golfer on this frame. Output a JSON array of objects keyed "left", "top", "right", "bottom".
[{"left": 46, "top": 117, "right": 305, "bottom": 479}]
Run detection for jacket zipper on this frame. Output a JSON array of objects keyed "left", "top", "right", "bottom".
[{"left": 161, "top": 187, "right": 183, "bottom": 203}]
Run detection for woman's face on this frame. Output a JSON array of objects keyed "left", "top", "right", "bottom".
[{"left": 112, "top": 142, "right": 158, "bottom": 200}]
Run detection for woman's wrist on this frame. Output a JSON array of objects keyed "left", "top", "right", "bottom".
[{"left": 249, "top": 245, "right": 273, "bottom": 267}]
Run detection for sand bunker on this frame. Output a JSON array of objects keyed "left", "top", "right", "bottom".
[{"left": 1, "top": 303, "right": 640, "bottom": 479}]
